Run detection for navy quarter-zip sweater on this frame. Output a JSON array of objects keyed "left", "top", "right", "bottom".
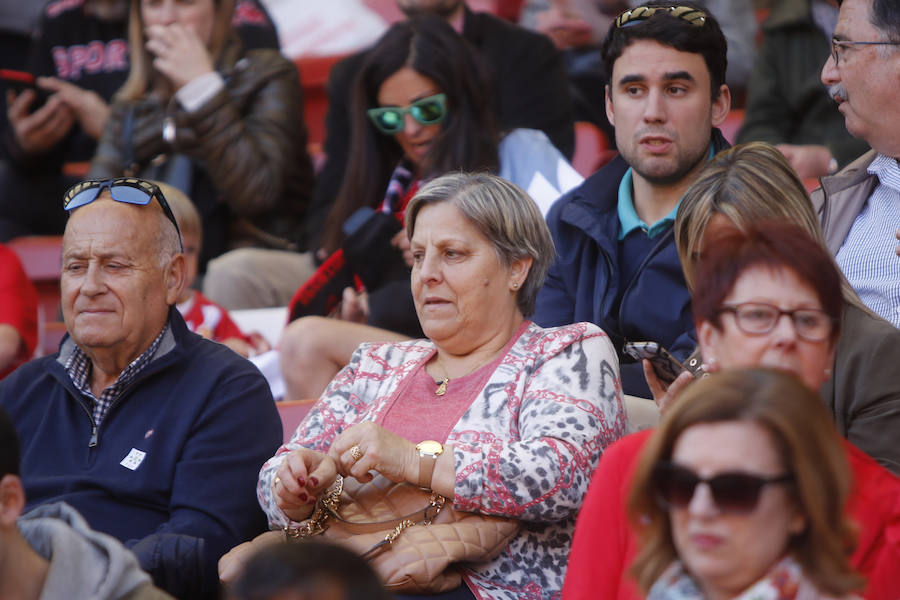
[{"left": 0, "top": 310, "right": 282, "bottom": 593}]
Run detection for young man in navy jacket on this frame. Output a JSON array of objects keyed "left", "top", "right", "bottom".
[
  {"left": 534, "top": 2, "right": 731, "bottom": 397},
  {"left": 0, "top": 179, "right": 282, "bottom": 599}
]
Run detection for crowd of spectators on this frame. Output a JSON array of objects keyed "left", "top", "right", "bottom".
[{"left": 1, "top": 0, "right": 898, "bottom": 599}]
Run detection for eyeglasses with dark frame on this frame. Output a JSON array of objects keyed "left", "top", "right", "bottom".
[
  {"left": 652, "top": 461, "right": 793, "bottom": 514},
  {"left": 63, "top": 177, "right": 184, "bottom": 253},
  {"left": 367, "top": 93, "right": 448, "bottom": 135},
  {"left": 831, "top": 37, "right": 900, "bottom": 65},
  {"left": 615, "top": 5, "right": 706, "bottom": 28},
  {"left": 717, "top": 302, "right": 835, "bottom": 342}
]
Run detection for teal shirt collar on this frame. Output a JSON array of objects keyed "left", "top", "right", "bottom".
[{"left": 617, "top": 144, "right": 716, "bottom": 240}]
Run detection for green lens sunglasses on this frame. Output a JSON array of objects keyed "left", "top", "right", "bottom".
[{"left": 367, "top": 93, "right": 448, "bottom": 135}]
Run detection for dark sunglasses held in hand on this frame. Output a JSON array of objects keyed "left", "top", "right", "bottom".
[
  {"left": 64, "top": 177, "right": 183, "bottom": 252},
  {"left": 652, "top": 461, "right": 793, "bottom": 514},
  {"left": 367, "top": 93, "right": 448, "bottom": 135}
]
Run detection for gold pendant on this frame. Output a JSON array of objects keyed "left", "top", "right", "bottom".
[{"left": 435, "top": 377, "right": 449, "bottom": 396}]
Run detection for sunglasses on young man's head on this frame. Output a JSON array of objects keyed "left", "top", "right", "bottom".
[
  {"left": 615, "top": 5, "right": 707, "bottom": 28},
  {"left": 367, "top": 93, "right": 448, "bottom": 135},
  {"left": 63, "top": 177, "right": 183, "bottom": 252},
  {"left": 652, "top": 461, "right": 793, "bottom": 514}
]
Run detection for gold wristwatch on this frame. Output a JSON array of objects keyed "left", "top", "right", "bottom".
[{"left": 415, "top": 440, "right": 444, "bottom": 489}]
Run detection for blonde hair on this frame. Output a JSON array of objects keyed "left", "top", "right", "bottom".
[
  {"left": 405, "top": 172, "right": 555, "bottom": 317},
  {"left": 627, "top": 368, "right": 863, "bottom": 596},
  {"left": 154, "top": 182, "right": 201, "bottom": 242},
  {"left": 674, "top": 142, "right": 864, "bottom": 308},
  {"left": 117, "top": 0, "right": 236, "bottom": 101}
]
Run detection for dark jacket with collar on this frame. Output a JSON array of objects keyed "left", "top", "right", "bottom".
[
  {"left": 0, "top": 310, "right": 282, "bottom": 598},
  {"left": 534, "top": 130, "right": 730, "bottom": 397},
  {"left": 736, "top": 0, "right": 869, "bottom": 167},
  {"left": 305, "top": 7, "right": 575, "bottom": 245}
]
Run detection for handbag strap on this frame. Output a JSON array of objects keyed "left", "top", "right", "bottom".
[
  {"left": 286, "top": 476, "right": 446, "bottom": 539},
  {"left": 324, "top": 491, "right": 445, "bottom": 532}
]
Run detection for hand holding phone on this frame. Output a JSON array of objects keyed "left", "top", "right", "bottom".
[
  {"left": 3, "top": 71, "right": 76, "bottom": 153},
  {"left": 623, "top": 341, "right": 691, "bottom": 385},
  {"left": 1, "top": 69, "right": 50, "bottom": 111}
]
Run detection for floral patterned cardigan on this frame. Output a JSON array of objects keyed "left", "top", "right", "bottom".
[{"left": 257, "top": 321, "right": 626, "bottom": 600}]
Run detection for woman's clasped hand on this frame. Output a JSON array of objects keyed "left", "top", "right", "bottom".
[{"left": 274, "top": 420, "right": 430, "bottom": 523}]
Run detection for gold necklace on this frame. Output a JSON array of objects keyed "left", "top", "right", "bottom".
[{"left": 431, "top": 355, "right": 486, "bottom": 396}]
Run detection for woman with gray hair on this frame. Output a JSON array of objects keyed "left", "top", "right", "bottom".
[{"left": 255, "top": 172, "right": 626, "bottom": 600}]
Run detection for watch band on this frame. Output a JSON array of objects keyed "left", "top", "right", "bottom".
[{"left": 416, "top": 440, "right": 443, "bottom": 489}]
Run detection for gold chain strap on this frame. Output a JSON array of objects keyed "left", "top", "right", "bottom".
[
  {"left": 283, "top": 477, "right": 447, "bottom": 548},
  {"left": 283, "top": 475, "right": 344, "bottom": 540}
]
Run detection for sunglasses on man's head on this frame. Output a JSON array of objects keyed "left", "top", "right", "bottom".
[
  {"left": 615, "top": 5, "right": 707, "bottom": 28},
  {"left": 63, "top": 177, "right": 183, "bottom": 252},
  {"left": 652, "top": 461, "right": 793, "bottom": 514},
  {"left": 367, "top": 93, "right": 448, "bottom": 135}
]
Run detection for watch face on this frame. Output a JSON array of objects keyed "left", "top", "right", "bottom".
[{"left": 418, "top": 440, "right": 443, "bottom": 455}]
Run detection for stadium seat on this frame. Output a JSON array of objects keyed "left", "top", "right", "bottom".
[
  {"left": 276, "top": 398, "right": 317, "bottom": 443},
  {"left": 6, "top": 236, "right": 65, "bottom": 357}
]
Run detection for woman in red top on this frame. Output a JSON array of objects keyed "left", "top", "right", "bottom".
[{"left": 562, "top": 222, "right": 900, "bottom": 600}]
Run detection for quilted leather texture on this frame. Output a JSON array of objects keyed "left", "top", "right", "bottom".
[{"left": 321, "top": 475, "right": 521, "bottom": 593}]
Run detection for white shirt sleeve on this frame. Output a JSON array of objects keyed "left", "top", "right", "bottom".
[{"left": 175, "top": 72, "right": 225, "bottom": 113}]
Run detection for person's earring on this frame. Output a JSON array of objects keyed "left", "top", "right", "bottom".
[{"left": 512, "top": 282, "right": 519, "bottom": 289}]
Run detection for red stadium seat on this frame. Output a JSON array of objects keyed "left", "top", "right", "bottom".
[
  {"left": 295, "top": 54, "right": 349, "bottom": 171},
  {"left": 6, "top": 236, "right": 64, "bottom": 357},
  {"left": 276, "top": 398, "right": 317, "bottom": 443},
  {"left": 573, "top": 121, "right": 618, "bottom": 177}
]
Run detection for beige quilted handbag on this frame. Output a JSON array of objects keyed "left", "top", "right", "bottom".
[{"left": 286, "top": 473, "right": 521, "bottom": 593}]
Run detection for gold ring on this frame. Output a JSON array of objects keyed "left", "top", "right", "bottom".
[
  {"left": 274, "top": 476, "right": 281, "bottom": 487},
  {"left": 350, "top": 445, "right": 363, "bottom": 462}
]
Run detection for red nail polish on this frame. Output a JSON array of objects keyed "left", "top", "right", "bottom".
[
  {"left": 299, "top": 493, "right": 308, "bottom": 502},
  {"left": 309, "top": 477, "right": 319, "bottom": 487},
  {"left": 297, "top": 477, "right": 305, "bottom": 487}
]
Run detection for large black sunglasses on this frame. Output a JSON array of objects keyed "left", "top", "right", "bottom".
[
  {"left": 652, "top": 461, "right": 793, "bottom": 514},
  {"left": 64, "top": 178, "right": 183, "bottom": 252}
]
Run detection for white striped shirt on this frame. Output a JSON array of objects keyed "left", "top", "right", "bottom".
[{"left": 835, "top": 154, "right": 900, "bottom": 327}]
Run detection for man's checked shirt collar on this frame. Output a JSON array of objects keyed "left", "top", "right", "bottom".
[{"left": 65, "top": 325, "right": 169, "bottom": 427}]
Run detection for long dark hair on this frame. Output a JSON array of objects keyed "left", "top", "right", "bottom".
[{"left": 321, "top": 15, "right": 499, "bottom": 252}]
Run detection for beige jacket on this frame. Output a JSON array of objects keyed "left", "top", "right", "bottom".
[{"left": 810, "top": 150, "right": 879, "bottom": 255}]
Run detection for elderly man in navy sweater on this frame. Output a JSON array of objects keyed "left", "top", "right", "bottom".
[{"left": 0, "top": 178, "right": 282, "bottom": 599}]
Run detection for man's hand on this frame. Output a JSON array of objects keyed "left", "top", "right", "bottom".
[
  {"left": 7, "top": 89, "right": 75, "bottom": 153},
  {"left": 144, "top": 24, "right": 214, "bottom": 90},
  {"left": 775, "top": 144, "right": 838, "bottom": 179},
  {"left": 37, "top": 77, "right": 110, "bottom": 140}
]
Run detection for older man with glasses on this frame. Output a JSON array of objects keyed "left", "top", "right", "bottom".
[
  {"left": 0, "top": 178, "right": 282, "bottom": 600},
  {"left": 817, "top": 0, "right": 900, "bottom": 327}
]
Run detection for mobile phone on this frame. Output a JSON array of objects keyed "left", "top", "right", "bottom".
[
  {"left": 623, "top": 341, "right": 692, "bottom": 386},
  {"left": 0, "top": 69, "right": 49, "bottom": 110}
]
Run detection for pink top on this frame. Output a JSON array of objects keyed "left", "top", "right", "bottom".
[{"left": 379, "top": 322, "right": 528, "bottom": 443}]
